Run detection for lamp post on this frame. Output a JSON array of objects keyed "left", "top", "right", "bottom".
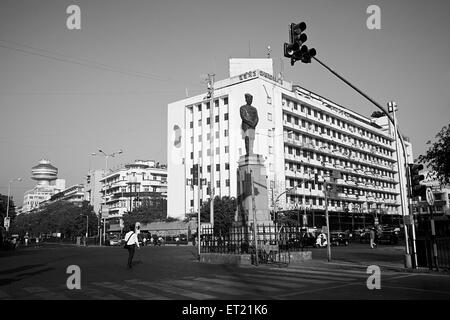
[
  {"left": 5, "top": 178, "right": 22, "bottom": 233},
  {"left": 96, "top": 148, "right": 123, "bottom": 246}
]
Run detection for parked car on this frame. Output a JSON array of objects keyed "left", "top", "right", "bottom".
[
  {"left": 377, "top": 225, "right": 399, "bottom": 244},
  {"left": 330, "top": 230, "right": 350, "bottom": 246},
  {"left": 301, "top": 232, "right": 317, "bottom": 248}
]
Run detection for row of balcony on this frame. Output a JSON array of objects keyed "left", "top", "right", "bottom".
[
  {"left": 285, "top": 187, "right": 399, "bottom": 205},
  {"left": 286, "top": 154, "right": 397, "bottom": 184},
  {"left": 283, "top": 96, "right": 396, "bottom": 148},
  {"left": 284, "top": 153, "right": 398, "bottom": 185},
  {"left": 282, "top": 120, "right": 396, "bottom": 165},
  {"left": 283, "top": 143, "right": 397, "bottom": 175}
]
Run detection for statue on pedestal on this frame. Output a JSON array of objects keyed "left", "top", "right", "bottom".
[{"left": 240, "top": 93, "right": 259, "bottom": 156}]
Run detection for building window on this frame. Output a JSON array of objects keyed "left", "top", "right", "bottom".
[
  {"left": 207, "top": 117, "right": 210, "bottom": 125},
  {"left": 225, "top": 146, "right": 229, "bottom": 153},
  {"left": 224, "top": 129, "right": 229, "bottom": 137},
  {"left": 197, "top": 105, "right": 202, "bottom": 112},
  {"left": 190, "top": 152, "right": 193, "bottom": 159},
  {"left": 226, "top": 179, "right": 230, "bottom": 187},
  {"left": 269, "top": 146, "right": 273, "bottom": 154},
  {"left": 207, "top": 165, "right": 211, "bottom": 173},
  {"left": 198, "top": 135, "right": 202, "bottom": 142},
  {"left": 224, "top": 113, "right": 229, "bottom": 121},
  {"left": 268, "top": 112, "right": 272, "bottom": 121},
  {"left": 190, "top": 200, "right": 194, "bottom": 207},
  {"left": 216, "top": 181, "right": 220, "bottom": 188},
  {"left": 215, "top": 100, "right": 219, "bottom": 107},
  {"left": 198, "top": 119, "right": 202, "bottom": 126},
  {"left": 206, "top": 102, "right": 210, "bottom": 109},
  {"left": 215, "top": 131, "right": 219, "bottom": 139},
  {"left": 215, "top": 115, "right": 219, "bottom": 123},
  {"left": 190, "top": 122, "right": 193, "bottom": 128},
  {"left": 224, "top": 97, "right": 228, "bottom": 105},
  {"left": 198, "top": 151, "right": 202, "bottom": 158},
  {"left": 216, "top": 147, "right": 220, "bottom": 155},
  {"left": 216, "top": 164, "right": 220, "bottom": 171},
  {"left": 225, "top": 163, "right": 230, "bottom": 170}
]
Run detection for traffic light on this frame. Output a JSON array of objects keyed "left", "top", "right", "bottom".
[
  {"left": 409, "top": 163, "right": 426, "bottom": 199},
  {"left": 192, "top": 164, "right": 199, "bottom": 186},
  {"left": 284, "top": 22, "right": 317, "bottom": 65}
]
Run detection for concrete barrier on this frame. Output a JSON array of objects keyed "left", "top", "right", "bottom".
[
  {"left": 289, "top": 251, "right": 312, "bottom": 265},
  {"left": 200, "top": 253, "right": 252, "bottom": 265},
  {"left": 200, "top": 251, "right": 312, "bottom": 265}
]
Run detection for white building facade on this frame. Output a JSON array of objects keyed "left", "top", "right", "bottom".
[
  {"left": 100, "top": 160, "right": 167, "bottom": 222},
  {"left": 22, "top": 159, "right": 66, "bottom": 213},
  {"left": 167, "top": 59, "right": 409, "bottom": 222}
]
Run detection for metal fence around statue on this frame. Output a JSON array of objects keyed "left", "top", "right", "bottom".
[{"left": 200, "top": 223, "right": 309, "bottom": 266}]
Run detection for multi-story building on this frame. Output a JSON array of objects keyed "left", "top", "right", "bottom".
[
  {"left": 167, "top": 58, "right": 409, "bottom": 224},
  {"left": 414, "top": 171, "right": 450, "bottom": 217},
  {"left": 41, "top": 184, "right": 85, "bottom": 207},
  {"left": 100, "top": 160, "right": 167, "bottom": 223},
  {"left": 22, "top": 159, "right": 66, "bottom": 213}
]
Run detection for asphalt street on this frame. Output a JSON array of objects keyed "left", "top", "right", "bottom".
[{"left": 1, "top": 242, "right": 450, "bottom": 300}]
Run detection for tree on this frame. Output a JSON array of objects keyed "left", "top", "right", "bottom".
[
  {"left": 418, "top": 124, "right": 450, "bottom": 185},
  {"left": 0, "top": 193, "right": 17, "bottom": 222},
  {"left": 121, "top": 197, "right": 167, "bottom": 227},
  {"left": 200, "top": 196, "right": 237, "bottom": 236},
  {"left": 10, "top": 200, "right": 97, "bottom": 238}
]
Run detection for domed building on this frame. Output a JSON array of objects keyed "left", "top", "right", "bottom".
[{"left": 22, "top": 159, "right": 66, "bottom": 213}]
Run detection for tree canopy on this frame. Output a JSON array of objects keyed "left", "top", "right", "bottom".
[
  {"left": 200, "top": 196, "right": 237, "bottom": 236},
  {"left": 10, "top": 201, "right": 97, "bottom": 238},
  {"left": 121, "top": 197, "right": 169, "bottom": 227},
  {"left": 0, "top": 193, "right": 17, "bottom": 222},
  {"left": 418, "top": 124, "right": 450, "bottom": 185}
]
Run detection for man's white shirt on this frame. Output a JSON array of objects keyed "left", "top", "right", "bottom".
[{"left": 124, "top": 231, "right": 140, "bottom": 247}]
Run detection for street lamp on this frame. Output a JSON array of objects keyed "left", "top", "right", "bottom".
[
  {"left": 6, "top": 178, "right": 22, "bottom": 219},
  {"left": 95, "top": 148, "right": 123, "bottom": 246},
  {"left": 5, "top": 177, "right": 22, "bottom": 234}
]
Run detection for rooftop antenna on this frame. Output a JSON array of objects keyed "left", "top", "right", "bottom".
[{"left": 267, "top": 45, "right": 271, "bottom": 58}]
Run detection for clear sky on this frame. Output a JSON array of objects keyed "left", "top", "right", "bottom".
[{"left": 1, "top": 0, "right": 449, "bottom": 205}]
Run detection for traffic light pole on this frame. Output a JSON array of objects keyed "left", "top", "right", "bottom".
[
  {"left": 311, "top": 55, "right": 416, "bottom": 268},
  {"left": 324, "top": 181, "right": 331, "bottom": 262}
]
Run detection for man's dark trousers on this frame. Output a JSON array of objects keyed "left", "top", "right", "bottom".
[{"left": 127, "top": 244, "right": 136, "bottom": 268}]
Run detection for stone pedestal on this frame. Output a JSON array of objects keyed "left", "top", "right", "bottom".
[{"left": 236, "top": 154, "right": 272, "bottom": 225}]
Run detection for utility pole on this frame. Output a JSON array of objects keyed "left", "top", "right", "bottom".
[{"left": 207, "top": 73, "right": 215, "bottom": 229}]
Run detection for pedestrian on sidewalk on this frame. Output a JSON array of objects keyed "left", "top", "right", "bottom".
[
  {"left": 124, "top": 224, "right": 140, "bottom": 269},
  {"left": 370, "top": 227, "right": 377, "bottom": 249}
]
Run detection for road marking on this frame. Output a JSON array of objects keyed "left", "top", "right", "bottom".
[
  {"left": 93, "top": 281, "right": 169, "bottom": 300},
  {"left": 167, "top": 279, "right": 253, "bottom": 296},
  {"left": 269, "top": 267, "right": 366, "bottom": 280},
  {"left": 247, "top": 270, "right": 357, "bottom": 283},
  {"left": 80, "top": 286, "right": 122, "bottom": 300},
  {"left": 192, "top": 276, "right": 286, "bottom": 293},
  {"left": 216, "top": 273, "right": 331, "bottom": 287},
  {"left": 23, "top": 287, "right": 69, "bottom": 300},
  {"left": 382, "top": 285, "right": 450, "bottom": 296},
  {"left": 125, "top": 279, "right": 216, "bottom": 300},
  {"left": 276, "top": 281, "right": 361, "bottom": 298}
]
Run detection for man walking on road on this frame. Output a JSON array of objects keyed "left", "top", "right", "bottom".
[
  {"left": 370, "top": 227, "right": 377, "bottom": 249},
  {"left": 124, "top": 224, "right": 140, "bottom": 269}
]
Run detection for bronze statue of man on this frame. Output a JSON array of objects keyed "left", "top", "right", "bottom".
[{"left": 240, "top": 93, "right": 259, "bottom": 156}]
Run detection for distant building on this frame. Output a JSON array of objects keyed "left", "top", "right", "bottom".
[
  {"left": 41, "top": 184, "right": 85, "bottom": 207},
  {"left": 414, "top": 171, "right": 450, "bottom": 216},
  {"left": 100, "top": 160, "right": 167, "bottom": 223},
  {"left": 22, "top": 159, "right": 66, "bottom": 213}
]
